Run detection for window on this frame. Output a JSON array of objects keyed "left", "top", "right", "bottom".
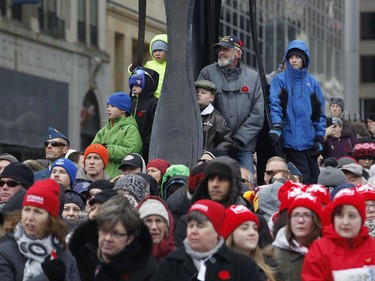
[
  {"left": 361, "top": 56, "right": 375, "bottom": 83},
  {"left": 361, "top": 12, "right": 375, "bottom": 40},
  {"left": 90, "top": 0, "right": 98, "bottom": 47},
  {"left": 77, "top": 0, "right": 86, "bottom": 43},
  {"left": 38, "top": 0, "right": 65, "bottom": 38}
]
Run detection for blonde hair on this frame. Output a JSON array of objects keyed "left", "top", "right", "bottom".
[{"left": 226, "top": 234, "right": 277, "bottom": 281}]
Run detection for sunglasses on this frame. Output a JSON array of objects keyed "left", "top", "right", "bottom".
[
  {"left": 44, "top": 141, "right": 67, "bottom": 148},
  {"left": 0, "top": 180, "right": 22, "bottom": 187}
]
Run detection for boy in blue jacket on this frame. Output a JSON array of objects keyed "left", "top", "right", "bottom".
[{"left": 268, "top": 40, "right": 326, "bottom": 184}]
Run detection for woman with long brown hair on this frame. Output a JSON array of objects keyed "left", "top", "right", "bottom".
[{"left": 223, "top": 204, "right": 279, "bottom": 281}]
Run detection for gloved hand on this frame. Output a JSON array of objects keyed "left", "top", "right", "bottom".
[
  {"left": 42, "top": 254, "right": 66, "bottom": 281},
  {"left": 129, "top": 60, "right": 139, "bottom": 73},
  {"left": 310, "top": 136, "right": 324, "bottom": 157},
  {"left": 232, "top": 138, "right": 245, "bottom": 152},
  {"left": 268, "top": 125, "right": 282, "bottom": 145}
]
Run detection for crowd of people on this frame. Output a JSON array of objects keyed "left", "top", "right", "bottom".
[{"left": 1, "top": 34, "right": 375, "bottom": 280}]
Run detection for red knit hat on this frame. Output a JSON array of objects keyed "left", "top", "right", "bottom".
[
  {"left": 146, "top": 158, "right": 170, "bottom": 176},
  {"left": 84, "top": 144, "right": 109, "bottom": 168},
  {"left": 287, "top": 192, "right": 322, "bottom": 221},
  {"left": 331, "top": 188, "right": 366, "bottom": 222},
  {"left": 305, "top": 184, "right": 330, "bottom": 205},
  {"left": 22, "top": 179, "right": 61, "bottom": 218},
  {"left": 188, "top": 199, "right": 225, "bottom": 236},
  {"left": 356, "top": 184, "right": 375, "bottom": 201},
  {"left": 222, "top": 204, "right": 259, "bottom": 239},
  {"left": 278, "top": 180, "right": 306, "bottom": 212}
]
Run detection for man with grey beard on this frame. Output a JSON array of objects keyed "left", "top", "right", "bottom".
[{"left": 198, "top": 35, "right": 264, "bottom": 174}]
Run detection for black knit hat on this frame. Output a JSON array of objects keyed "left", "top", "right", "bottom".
[
  {"left": 87, "top": 179, "right": 114, "bottom": 192},
  {"left": 89, "top": 189, "right": 118, "bottom": 205},
  {"left": 0, "top": 163, "right": 34, "bottom": 189},
  {"left": 287, "top": 48, "right": 308, "bottom": 67},
  {"left": 64, "top": 190, "right": 86, "bottom": 210}
]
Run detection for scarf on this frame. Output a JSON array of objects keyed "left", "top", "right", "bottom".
[
  {"left": 272, "top": 226, "right": 309, "bottom": 255},
  {"left": 365, "top": 219, "right": 375, "bottom": 238},
  {"left": 184, "top": 237, "right": 224, "bottom": 281},
  {"left": 14, "top": 223, "right": 59, "bottom": 281}
]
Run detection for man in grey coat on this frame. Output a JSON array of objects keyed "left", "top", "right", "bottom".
[{"left": 198, "top": 35, "right": 264, "bottom": 173}]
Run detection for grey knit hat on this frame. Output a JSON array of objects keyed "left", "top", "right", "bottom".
[
  {"left": 0, "top": 153, "right": 18, "bottom": 164},
  {"left": 317, "top": 167, "right": 347, "bottom": 188},
  {"left": 64, "top": 190, "right": 85, "bottom": 211},
  {"left": 114, "top": 174, "right": 147, "bottom": 202}
]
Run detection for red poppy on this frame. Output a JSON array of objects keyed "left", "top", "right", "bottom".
[
  {"left": 137, "top": 111, "right": 144, "bottom": 118},
  {"left": 121, "top": 273, "right": 129, "bottom": 279},
  {"left": 218, "top": 270, "right": 230, "bottom": 280},
  {"left": 241, "top": 86, "right": 249, "bottom": 93}
]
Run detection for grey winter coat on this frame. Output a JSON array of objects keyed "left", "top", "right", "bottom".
[{"left": 198, "top": 62, "right": 264, "bottom": 152}]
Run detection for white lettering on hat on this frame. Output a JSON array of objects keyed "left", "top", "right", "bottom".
[
  {"left": 56, "top": 159, "right": 65, "bottom": 165},
  {"left": 26, "top": 195, "right": 44, "bottom": 204},
  {"left": 124, "top": 155, "right": 135, "bottom": 161},
  {"left": 356, "top": 184, "right": 375, "bottom": 193},
  {"left": 287, "top": 187, "right": 304, "bottom": 199},
  {"left": 294, "top": 192, "right": 316, "bottom": 203},
  {"left": 306, "top": 184, "right": 326, "bottom": 194},
  {"left": 230, "top": 205, "right": 250, "bottom": 214},
  {"left": 192, "top": 204, "right": 208, "bottom": 212},
  {"left": 336, "top": 188, "right": 355, "bottom": 198}
]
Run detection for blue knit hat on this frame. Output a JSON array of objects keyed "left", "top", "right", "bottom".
[
  {"left": 47, "top": 127, "right": 70, "bottom": 145},
  {"left": 129, "top": 67, "right": 145, "bottom": 91},
  {"left": 50, "top": 158, "right": 77, "bottom": 187},
  {"left": 107, "top": 92, "right": 131, "bottom": 113},
  {"left": 151, "top": 40, "right": 168, "bottom": 52}
]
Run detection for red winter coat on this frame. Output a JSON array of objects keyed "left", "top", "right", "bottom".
[{"left": 302, "top": 223, "right": 375, "bottom": 281}]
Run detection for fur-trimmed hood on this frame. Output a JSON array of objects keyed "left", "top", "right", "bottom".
[{"left": 191, "top": 156, "right": 243, "bottom": 207}]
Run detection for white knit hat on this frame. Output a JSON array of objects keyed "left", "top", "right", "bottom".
[{"left": 138, "top": 198, "right": 170, "bottom": 227}]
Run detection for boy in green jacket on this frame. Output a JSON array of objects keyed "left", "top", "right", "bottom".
[{"left": 92, "top": 92, "right": 142, "bottom": 179}]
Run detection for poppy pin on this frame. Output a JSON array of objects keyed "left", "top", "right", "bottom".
[
  {"left": 241, "top": 86, "right": 249, "bottom": 93},
  {"left": 218, "top": 270, "right": 230, "bottom": 280},
  {"left": 137, "top": 111, "right": 144, "bottom": 118}
]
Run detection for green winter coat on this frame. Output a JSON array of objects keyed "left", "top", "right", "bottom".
[{"left": 92, "top": 116, "right": 142, "bottom": 179}]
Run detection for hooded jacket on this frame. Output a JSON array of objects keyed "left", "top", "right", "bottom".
[
  {"left": 137, "top": 196, "right": 176, "bottom": 262},
  {"left": 92, "top": 116, "right": 142, "bottom": 179},
  {"left": 302, "top": 223, "right": 375, "bottom": 281},
  {"left": 269, "top": 40, "right": 326, "bottom": 151},
  {"left": 130, "top": 67, "right": 159, "bottom": 162},
  {"left": 144, "top": 34, "right": 168, "bottom": 99},
  {"left": 69, "top": 220, "right": 157, "bottom": 281}
]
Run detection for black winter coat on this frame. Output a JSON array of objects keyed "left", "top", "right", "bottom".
[
  {"left": 69, "top": 220, "right": 157, "bottom": 281},
  {"left": 151, "top": 243, "right": 262, "bottom": 281},
  {"left": 130, "top": 67, "right": 159, "bottom": 162}
]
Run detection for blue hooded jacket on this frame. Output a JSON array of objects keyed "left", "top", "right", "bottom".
[{"left": 269, "top": 40, "right": 326, "bottom": 150}]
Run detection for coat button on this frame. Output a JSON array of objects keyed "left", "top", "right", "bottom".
[{"left": 209, "top": 257, "right": 216, "bottom": 263}]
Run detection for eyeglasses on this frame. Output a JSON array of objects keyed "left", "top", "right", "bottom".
[
  {"left": 0, "top": 180, "right": 22, "bottom": 188},
  {"left": 99, "top": 228, "right": 128, "bottom": 239},
  {"left": 366, "top": 203, "right": 375, "bottom": 210},
  {"left": 44, "top": 141, "right": 67, "bottom": 148},
  {"left": 291, "top": 212, "right": 313, "bottom": 221}
]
